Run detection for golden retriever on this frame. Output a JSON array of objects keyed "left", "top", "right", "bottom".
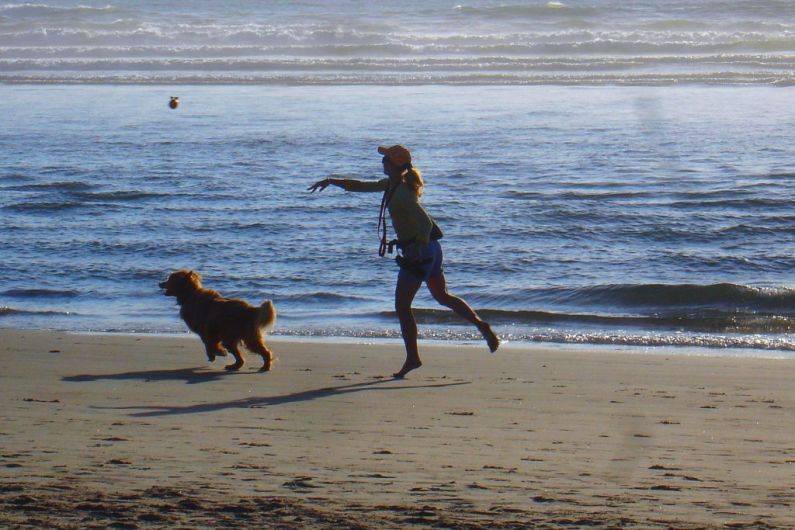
[{"left": 159, "top": 270, "right": 276, "bottom": 372}]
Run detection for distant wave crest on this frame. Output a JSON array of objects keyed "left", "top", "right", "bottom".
[
  {"left": 453, "top": 3, "right": 600, "bottom": 18},
  {"left": 0, "top": 3, "right": 119, "bottom": 18}
]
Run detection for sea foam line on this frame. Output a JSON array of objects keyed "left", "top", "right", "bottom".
[{"left": 273, "top": 326, "right": 795, "bottom": 354}]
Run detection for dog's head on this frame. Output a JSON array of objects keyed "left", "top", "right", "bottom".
[{"left": 159, "top": 270, "right": 202, "bottom": 298}]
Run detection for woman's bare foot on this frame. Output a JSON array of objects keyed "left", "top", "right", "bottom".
[
  {"left": 393, "top": 358, "right": 422, "bottom": 379},
  {"left": 479, "top": 322, "right": 500, "bottom": 353}
]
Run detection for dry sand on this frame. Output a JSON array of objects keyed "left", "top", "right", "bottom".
[{"left": 1, "top": 328, "right": 794, "bottom": 529}]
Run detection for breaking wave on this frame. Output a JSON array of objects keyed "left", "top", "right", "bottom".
[{"left": 514, "top": 283, "right": 795, "bottom": 312}]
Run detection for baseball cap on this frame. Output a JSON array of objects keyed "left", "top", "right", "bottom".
[{"left": 378, "top": 144, "right": 412, "bottom": 167}]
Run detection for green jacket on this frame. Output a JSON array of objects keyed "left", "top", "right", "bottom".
[{"left": 341, "top": 177, "right": 433, "bottom": 245}]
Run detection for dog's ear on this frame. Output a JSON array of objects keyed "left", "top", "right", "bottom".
[{"left": 189, "top": 270, "right": 201, "bottom": 285}]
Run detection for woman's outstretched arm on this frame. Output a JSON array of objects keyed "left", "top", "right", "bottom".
[{"left": 308, "top": 177, "right": 387, "bottom": 193}]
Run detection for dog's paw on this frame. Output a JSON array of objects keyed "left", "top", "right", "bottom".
[
  {"left": 207, "top": 350, "right": 228, "bottom": 362},
  {"left": 259, "top": 363, "right": 271, "bottom": 373},
  {"left": 225, "top": 362, "right": 244, "bottom": 371}
]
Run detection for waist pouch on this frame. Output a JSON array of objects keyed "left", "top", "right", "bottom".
[
  {"left": 395, "top": 240, "right": 432, "bottom": 276},
  {"left": 430, "top": 218, "right": 444, "bottom": 240}
]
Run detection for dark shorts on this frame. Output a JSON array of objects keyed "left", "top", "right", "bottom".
[{"left": 397, "top": 239, "right": 443, "bottom": 283}]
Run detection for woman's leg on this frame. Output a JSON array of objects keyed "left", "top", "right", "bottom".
[
  {"left": 394, "top": 272, "right": 423, "bottom": 378},
  {"left": 427, "top": 271, "right": 500, "bottom": 352}
]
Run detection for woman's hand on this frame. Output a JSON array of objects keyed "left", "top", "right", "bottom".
[{"left": 307, "top": 178, "right": 331, "bottom": 193}]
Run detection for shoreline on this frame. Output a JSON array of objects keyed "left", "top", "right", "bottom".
[
  {"left": 2, "top": 328, "right": 794, "bottom": 528},
  {"left": 5, "top": 326, "right": 795, "bottom": 360}
]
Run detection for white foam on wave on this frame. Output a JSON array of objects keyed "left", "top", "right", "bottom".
[
  {"left": 3, "top": 26, "right": 794, "bottom": 50},
  {"left": 271, "top": 325, "right": 795, "bottom": 357},
  {"left": 0, "top": 3, "right": 118, "bottom": 16}
]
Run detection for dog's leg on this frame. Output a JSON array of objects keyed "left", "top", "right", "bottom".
[
  {"left": 245, "top": 333, "right": 273, "bottom": 372},
  {"left": 223, "top": 340, "right": 245, "bottom": 371},
  {"left": 202, "top": 338, "right": 226, "bottom": 362}
]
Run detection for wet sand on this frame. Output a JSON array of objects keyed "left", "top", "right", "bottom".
[{"left": 1, "top": 329, "right": 794, "bottom": 528}]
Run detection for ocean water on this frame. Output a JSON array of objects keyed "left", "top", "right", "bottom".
[
  {"left": 1, "top": 0, "right": 795, "bottom": 85},
  {"left": 2, "top": 1, "right": 795, "bottom": 354}
]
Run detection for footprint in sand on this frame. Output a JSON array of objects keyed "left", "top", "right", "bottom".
[{"left": 282, "top": 477, "right": 319, "bottom": 490}]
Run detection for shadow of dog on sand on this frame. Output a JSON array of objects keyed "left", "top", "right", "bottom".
[{"left": 63, "top": 366, "right": 260, "bottom": 385}]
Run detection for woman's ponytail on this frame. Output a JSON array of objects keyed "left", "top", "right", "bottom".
[{"left": 403, "top": 164, "right": 424, "bottom": 197}]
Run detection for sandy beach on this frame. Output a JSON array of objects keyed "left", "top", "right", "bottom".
[{"left": 1, "top": 329, "right": 794, "bottom": 528}]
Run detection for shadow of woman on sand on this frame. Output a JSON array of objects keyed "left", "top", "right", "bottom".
[{"left": 89, "top": 379, "right": 471, "bottom": 417}]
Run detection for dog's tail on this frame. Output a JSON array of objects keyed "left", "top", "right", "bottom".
[{"left": 257, "top": 300, "right": 276, "bottom": 332}]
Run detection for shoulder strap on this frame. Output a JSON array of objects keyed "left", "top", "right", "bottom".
[{"left": 378, "top": 184, "right": 398, "bottom": 257}]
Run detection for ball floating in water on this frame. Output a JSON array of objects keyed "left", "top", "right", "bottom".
[{"left": 169, "top": 96, "right": 179, "bottom": 109}]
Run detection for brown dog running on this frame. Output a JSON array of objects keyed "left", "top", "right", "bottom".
[{"left": 159, "top": 270, "right": 276, "bottom": 372}]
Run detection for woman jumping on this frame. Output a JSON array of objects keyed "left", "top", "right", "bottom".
[{"left": 308, "top": 144, "right": 499, "bottom": 378}]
